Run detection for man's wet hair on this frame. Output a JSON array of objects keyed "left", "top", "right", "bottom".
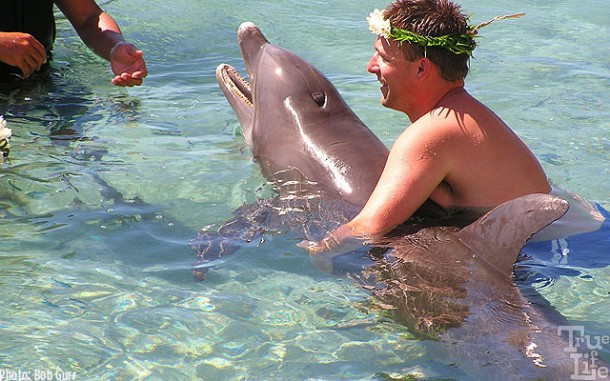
[{"left": 384, "top": 0, "right": 472, "bottom": 81}]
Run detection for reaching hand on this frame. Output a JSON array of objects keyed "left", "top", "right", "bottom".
[
  {"left": 109, "top": 42, "right": 147, "bottom": 87},
  {"left": 298, "top": 236, "right": 341, "bottom": 255},
  {"left": 0, "top": 32, "right": 47, "bottom": 78},
  {"left": 298, "top": 226, "right": 369, "bottom": 273},
  {"left": 298, "top": 224, "right": 367, "bottom": 255}
]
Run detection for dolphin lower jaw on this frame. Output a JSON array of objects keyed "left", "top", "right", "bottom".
[{"left": 217, "top": 64, "right": 253, "bottom": 108}]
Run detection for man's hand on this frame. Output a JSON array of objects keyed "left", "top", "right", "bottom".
[
  {"left": 109, "top": 42, "right": 147, "bottom": 87},
  {"left": 298, "top": 225, "right": 369, "bottom": 273},
  {"left": 298, "top": 236, "right": 339, "bottom": 255},
  {"left": 0, "top": 32, "right": 47, "bottom": 78},
  {"left": 298, "top": 224, "right": 367, "bottom": 255}
]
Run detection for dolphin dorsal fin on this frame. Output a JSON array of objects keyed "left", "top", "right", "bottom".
[{"left": 456, "top": 194, "right": 569, "bottom": 275}]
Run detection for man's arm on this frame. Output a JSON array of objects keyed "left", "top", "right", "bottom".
[
  {"left": 305, "top": 118, "right": 454, "bottom": 254},
  {"left": 54, "top": 0, "right": 147, "bottom": 86}
]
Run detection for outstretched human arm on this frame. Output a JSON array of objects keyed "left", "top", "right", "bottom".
[
  {"left": 0, "top": 32, "right": 47, "bottom": 78},
  {"left": 304, "top": 118, "right": 453, "bottom": 254},
  {"left": 54, "top": 0, "right": 147, "bottom": 86}
]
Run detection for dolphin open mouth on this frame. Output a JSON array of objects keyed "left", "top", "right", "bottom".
[{"left": 217, "top": 63, "right": 253, "bottom": 108}]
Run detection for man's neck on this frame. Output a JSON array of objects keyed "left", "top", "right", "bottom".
[{"left": 406, "top": 80, "right": 465, "bottom": 122}]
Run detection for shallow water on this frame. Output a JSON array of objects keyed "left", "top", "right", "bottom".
[{"left": 0, "top": 0, "right": 608, "bottom": 380}]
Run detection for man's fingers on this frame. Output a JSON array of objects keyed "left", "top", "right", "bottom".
[
  {"left": 18, "top": 54, "right": 39, "bottom": 78},
  {"left": 26, "top": 35, "right": 47, "bottom": 64},
  {"left": 297, "top": 240, "right": 329, "bottom": 255},
  {"left": 111, "top": 73, "right": 143, "bottom": 87},
  {"left": 129, "top": 70, "right": 145, "bottom": 80},
  {"left": 297, "top": 240, "right": 317, "bottom": 249},
  {"left": 0, "top": 32, "right": 47, "bottom": 77},
  {"left": 15, "top": 34, "right": 46, "bottom": 67}
]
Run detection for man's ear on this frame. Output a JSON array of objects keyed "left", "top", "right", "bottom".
[{"left": 416, "top": 58, "right": 432, "bottom": 79}]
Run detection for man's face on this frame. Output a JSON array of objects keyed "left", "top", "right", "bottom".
[{"left": 366, "top": 37, "right": 419, "bottom": 112}]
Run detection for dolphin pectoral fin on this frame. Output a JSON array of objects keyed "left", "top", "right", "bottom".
[
  {"left": 215, "top": 64, "right": 253, "bottom": 107},
  {"left": 457, "top": 193, "right": 569, "bottom": 275}
]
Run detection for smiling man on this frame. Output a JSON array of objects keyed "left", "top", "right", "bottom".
[{"left": 304, "top": 0, "right": 550, "bottom": 253}]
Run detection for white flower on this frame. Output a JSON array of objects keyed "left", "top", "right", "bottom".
[
  {"left": 366, "top": 9, "right": 391, "bottom": 38},
  {"left": 0, "top": 115, "right": 11, "bottom": 143}
]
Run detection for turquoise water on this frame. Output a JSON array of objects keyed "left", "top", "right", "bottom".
[{"left": 0, "top": 0, "right": 608, "bottom": 380}]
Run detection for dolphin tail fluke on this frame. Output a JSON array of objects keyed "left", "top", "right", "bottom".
[{"left": 457, "top": 193, "right": 569, "bottom": 275}]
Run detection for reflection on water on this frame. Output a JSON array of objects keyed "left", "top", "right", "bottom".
[{"left": 0, "top": 0, "right": 608, "bottom": 380}]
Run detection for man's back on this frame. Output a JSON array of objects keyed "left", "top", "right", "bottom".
[{"left": 420, "top": 89, "right": 551, "bottom": 209}]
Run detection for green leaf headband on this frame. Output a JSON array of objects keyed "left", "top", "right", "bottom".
[{"left": 366, "top": 9, "right": 525, "bottom": 56}]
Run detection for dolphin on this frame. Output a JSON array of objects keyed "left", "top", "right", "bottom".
[{"left": 215, "top": 22, "right": 390, "bottom": 207}]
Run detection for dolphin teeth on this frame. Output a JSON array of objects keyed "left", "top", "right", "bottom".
[{"left": 222, "top": 66, "right": 254, "bottom": 108}]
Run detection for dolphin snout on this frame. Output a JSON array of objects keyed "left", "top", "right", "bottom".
[
  {"left": 237, "top": 21, "right": 269, "bottom": 79},
  {"left": 237, "top": 22, "right": 263, "bottom": 43},
  {"left": 238, "top": 22, "right": 257, "bottom": 33},
  {"left": 237, "top": 21, "right": 268, "bottom": 48}
]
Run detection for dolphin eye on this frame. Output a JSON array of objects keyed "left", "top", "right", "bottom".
[{"left": 311, "top": 92, "right": 326, "bottom": 107}]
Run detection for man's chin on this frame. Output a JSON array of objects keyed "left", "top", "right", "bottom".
[
  {"left": 379, "top": 87, "right": 391, "bottom": 106},
  {"left": 380, "top": 95, "right": 392, "bottom": 108}
]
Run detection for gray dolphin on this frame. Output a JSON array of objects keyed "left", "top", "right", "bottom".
[{"left": 216, "top": 22, "right": 387, "bottom": 208}]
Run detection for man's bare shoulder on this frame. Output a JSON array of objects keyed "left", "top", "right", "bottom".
[
  {"left": 399, "top": 110, "right": 470, "bottom": 149},
  {"left": 390, "top": 116, "right": 462, "bottom": 167}
]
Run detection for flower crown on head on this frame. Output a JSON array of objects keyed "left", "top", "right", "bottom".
[{"left": 366, "top": 8, "right": 525, "bottom": 56}]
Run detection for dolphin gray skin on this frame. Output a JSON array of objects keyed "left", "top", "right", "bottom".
[
  {"left": 215, "top": 22, "right": 388, "bottom": 207},
  {"left": 368, "top": 194, "right": 598, "bottom": 380}
]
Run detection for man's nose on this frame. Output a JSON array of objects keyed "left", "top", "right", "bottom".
[{"left": 366, "top": 54, "right": 379, "bottom": 74}]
